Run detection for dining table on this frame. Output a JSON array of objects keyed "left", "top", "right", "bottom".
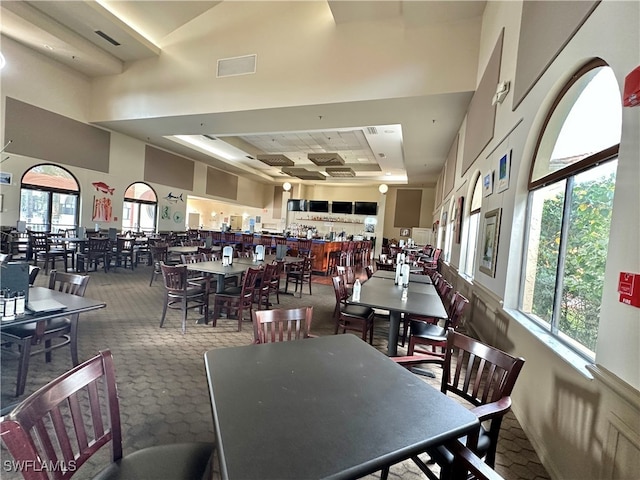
[
  {"left": 372, "top": 269, "right": 433, "bottom": 284},
  {"left": 0, "top": 287, "right": 107, "bottom": 329},
  {"left": 204, "top": 334, "right": 479, "bottom": 480},
  {"left": 349, "top": 276, "right": 447, "bottom": 356}
]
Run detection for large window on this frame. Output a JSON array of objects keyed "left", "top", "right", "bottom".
[
  {"left": 20, "top": 164, "right": 79, "bottom": 232},
  {"left": 443, "top": 199, "right": 455, "bottom": 263},
  {"left": 520, "top": 60, "right": 621, "bottom": 357},
  {"left": 122, "top": 182, "right": 157, "bottom": 233},
  {"left": 460, "top": 175, "right": 482, "bottom": 278}
]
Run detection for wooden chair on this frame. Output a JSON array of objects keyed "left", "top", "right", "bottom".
[
  {"left": 29, "top": 232, "right": 69, "bottom": 274},
  {"left": 0, "top": 350, "right": 214, "bottom": 480},
  {"left": 296, "top": 238, "right": 312, "bottom": 257},
  {"left": 112, "top": 237, "right": 136, "bottom": 270},
  {"left": 407, "top": 291, "right": 469, "bottom": 357},
  {"left": 0, "top": 270, "right": 90, "bottom": 397},
  {"left": 28, "top": 265, "right": 40, "bottom": 285},
  {"left": 336, "top": 265, "right": 356, "bottom": 293},
  {"left": 331, "top": 275, "right": 375, "bottom": 344},
  {"left": 212, "top": 267, "right": 261, "bottom": 332},
  {"left": 389, "top": 330, "right": 525, "bottom": 480},
  {"left": 159, "top": 263, "right": 208, "bottom": 334},
  {"left": 76, "top": 237, "right": 111, "bottom": 273},
  {"left": 284, "top": 256, "right": 313, "bottom": 298},
  {"left": 365, "top": 264, "right": 374, "bottom": 279},
  {"left": 149, "top": 243, "right": 177, "bottom": 286},
  {"left": 375, "top": 260, "right": 395, "bottom": 271},
  {"left": 252, "top": 306, "right": 314, "bottom": 344},
  {"left": 254, "top": 262, "right": 280, "bottom": 310}
]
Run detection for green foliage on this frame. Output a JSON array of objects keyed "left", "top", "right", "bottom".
[{"left": 531, "top": 170, "right": 616, "bottom": 352}]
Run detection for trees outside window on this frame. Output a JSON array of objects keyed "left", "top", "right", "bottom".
[
  {"left": 520, "top": 60, "right": 621, "bottom": 357},
  {"left": 20, "top": 164, "right": 79, "bottom": 232}
]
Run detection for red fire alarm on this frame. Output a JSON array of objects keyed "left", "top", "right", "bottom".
[
  {"left": 618, "top": 272, "right": 640, "bottom": 308},
  {"left": 623, "top": 66, "right": 640, "bottom": 107}
]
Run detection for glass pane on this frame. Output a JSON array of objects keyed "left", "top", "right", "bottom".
[
  {"left": 20, "top": 189, "right": 50, "bottom": 231},
  {"left": 51, "top": 192, "right": 78, "bottom": 231},
  {"left": 122, "top": 201, "right": 137, "bottom": 231},
  {"left": 463, "top": 212, "right": 479, "bottom": 277},
  {"left": 558, "top": 160, "right": 617, "bottom": 352},
  {"left": 470, "top": 176, "right": 482, "bottom": 212},
  {"left": 521, "top": 181, "right": 566, "bottom": 325},
  {"left": 140, "top": 204, "right": 156, "bottom": 232},
  {"left": 125, "top": 182, "right": 156, "bottom": 201},
  {"left": 532, "top": 66, "right": 621, "bottom": 183},
  {"left": 22, "top": 165, "right": 79, "bottom": 191}
]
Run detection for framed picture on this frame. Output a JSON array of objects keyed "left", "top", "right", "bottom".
[
  {"left": 497, "top": 150, "right": 511, "bottom": 193},
  {"left": 479, "top": 208, "right": 501, "bottom": 277},
  {"left": 0, "top": 172, "right": 12, "bottom": 185},
  {"left": 483, "top": 171, "right": 493, "bottom": 197},
  {"left": 400, "top": 227, "right": 411, "bottom": 237},
  {"left": 454, "top": 196, "right": 464, "bottom": 244}
]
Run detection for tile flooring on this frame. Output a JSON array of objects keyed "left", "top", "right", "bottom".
[{"left": 1, "top": 265, "right": 550, "bottom": 480}]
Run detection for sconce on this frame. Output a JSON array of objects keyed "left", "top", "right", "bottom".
[
  {"left": 283, "top": 182, "right": 292, "bottom": 192},
  {"left": 378, "top": 184, "right": 389, "bottom": 194}
]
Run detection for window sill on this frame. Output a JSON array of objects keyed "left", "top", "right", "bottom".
[{"left": 501, "top": 307, "right": 594, "bottom": 379}]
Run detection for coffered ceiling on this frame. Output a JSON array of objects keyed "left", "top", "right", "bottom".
[{"left": 0, "top": 1, "right": 486, "bottom": 188}]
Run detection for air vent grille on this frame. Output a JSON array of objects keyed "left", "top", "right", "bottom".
[
  {"left": 217, "top": 54, "right": 257, "bottom": 77},
  {"left": 95, "top": 30, "right": 121, "bottom": 46},
  {"left": 281, "top": 168, "right": 326, "bottom": 180},
  {"left": 366, "top": 127, "right": 378, "bottom": 135}
]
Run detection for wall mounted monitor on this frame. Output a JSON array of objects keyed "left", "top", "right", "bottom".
[
  {"left": 308, "top": 200, "right": 329, "bottom": 213},
  {"left": 331, "top": 201, "right": 353, "bottom": 214},
  {"left": 287, "top": 199, "right": 307, "bottom": 211},
  {"left": 354, "top": 201, "right": 378, "bottom": 215}
]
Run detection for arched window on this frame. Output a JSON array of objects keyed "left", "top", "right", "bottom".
[
  {"left": 460, "top": 174, "right": 482, "bottom": 278},
  {"left": 520, "top": 59, "right": 621, "bottom": 358},
  {"left": 20, "top": 164, "right": 80, "bottom": 232},
  {"left": 122, "top": 182, "right": 157, "bottom": 234},
  {"left": 443, "top": 198, "right": 455, "bottom": 263}
]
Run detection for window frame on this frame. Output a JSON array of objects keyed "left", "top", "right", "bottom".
[
  {"left": 122, "top": 182, "right": 158, "bottom": 234},
  {"left": 519, "top": 58, "right": 621, "bottom": 358}
]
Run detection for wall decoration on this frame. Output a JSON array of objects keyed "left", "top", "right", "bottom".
[
  {"left": 91, "top": 181, "right": 114, "bottom": 195},
  {"left": 164, "top": 192, "right": 184, "bottom": 204},
  {"left": 483, "top": 171, "right": 494, "bottom": 197},
  {"left": 173, "top": 211, "right": 184, "bottom": 224},
  {"left": 479, "top": 208, "right": 502, "bottom": 277},
  {"left": 161, "top": 205, "right": 171, "bottom": 220},
  {"left": 400, "top": 227, "right": 411, "bottom": 237},
  {"left": 92, "top": 196, "right": 113, "bottom": 222},
  {"left": 454, "top": 196, "right": 464, "bottom": 244},
  {"left": 432, "top": 220, "right": 439, "bottom": 234},
  {"left": 497, "top": 150, "right": 512, "bottom": 193},
  {"left": 0, "top": 172, "right": 12, "bottom": 185}
]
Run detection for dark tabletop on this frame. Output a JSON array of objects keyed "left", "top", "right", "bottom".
[
  {"left": 0, "top": 287, "right": 106, "bottom": 329},
  {"left": 204, "top": 335, "right": 478, "bottom": 480},
  {"left": 351, "top": 278, "right": 446, "bottom": 316},
  {"left": 372, "top": 269, "right": 433, "bottom": 284}
]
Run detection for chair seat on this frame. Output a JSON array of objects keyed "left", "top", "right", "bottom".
[
  {"left": 342, "top": 304, "right": 374, "bottom": 318},
  {"left": 410, "top": 321, "right": 446, "bottom": 340},
  {"left": 92, "top": 442, "right": 214, "bottom": 480},
  {"left": 168, "top": 286, "right": 206, "bottom": 298},
  {"left": 427, "top": 425, "right": 491, "bottom": 468},
  {"left": 218, "top": 286, "right": 243, "bottom": 296},
  {"left": 2, "top": 317, "right": 71, "bottom": 338}
]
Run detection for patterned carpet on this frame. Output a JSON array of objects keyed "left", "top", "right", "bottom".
[{"left": 0, "top": 265, "right": 549, "bottom": 480}]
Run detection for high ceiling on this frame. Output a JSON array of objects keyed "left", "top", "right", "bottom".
[{"left": 0, "top": 1, "right": 486, "bottom": 188}]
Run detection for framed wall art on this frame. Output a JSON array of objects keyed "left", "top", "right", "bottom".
[
  {"left": 483, "top": 171, "right": 493, "bottom": 197},
  {"left": 497, "top": 150, "right": 511, "bottom": 193},
  {"left": 479, "top": 208, "right": 501, "bottom": 277},
  {"left": 400, "top": 227, "right": 411, "bottom": 237}
]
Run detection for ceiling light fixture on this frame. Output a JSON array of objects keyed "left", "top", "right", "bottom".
[
  {"left": 282, "top": 182, "right": 292, "bottom": 192},
  {"left": 326, "top": 167, "right": 355, "bottom": 177},
  {"left": 378, "top": 184, "right": 389, "bottom": 194},
  {"left": 307, "top": 153, "right": 345, "bottom": 166},
  {"left": 256, "top": 154, "right": 295, "bottom": 167}
]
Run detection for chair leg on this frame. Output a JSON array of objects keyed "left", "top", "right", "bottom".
[
  {"left": 69, "top": 317, "right": 80, "bottom": 366},
  {"left": 16, "top": 339, "right": 32, "bottom": 397},
  {"left": 181, "top": 298, "right": 187, "bottom": 335},
  {"left": 44, "top": 339, "right": 52, "bottom": 363},
  {"left": 160, "top": 294, "right": 169, "bottom": 328}
]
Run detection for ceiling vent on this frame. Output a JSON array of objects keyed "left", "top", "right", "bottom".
[
  {"left": 281, "top": 168, "right": 326, "bottom": 180},
  {"left": 202, "top": 135, "right": 217, "bottom": 141},
  {"left": 217, "top": 54, "right": 257, "bottom": 78},
  {"left": 366, "top": 127, "right": 378, "bottom": 135},
  {"left": 307, "top": 153, "right": 345, "bottom": 166},
  {"left": 94, "top": 30, "right": 121, "bottom": 46},
  {"left": 256, "top": 154, "right": 295, "bottom": 167},
  {"left": 326, "top": 167, "right": 355, "bottom": 177}
]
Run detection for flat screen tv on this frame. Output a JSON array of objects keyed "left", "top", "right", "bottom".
[
  {"left": 287, "top": 199, "right": 306, "bottom": 211},
  {"left": 331, "top": 201, "right": 353, "bottom": 214},
  {"left": 354, "top": 201, "right": 378, "bottom": 216},
  {"left": 308, "top": 200, "right": 329, "bottom": 213}
]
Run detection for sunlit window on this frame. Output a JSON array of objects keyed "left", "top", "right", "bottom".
[
  {"left": 460, "top": 174, "right": 482, "bottom": 278},
  {"left": 520, "top": 60, "right": 621, "bottom": 358},
  {"left": 122, "top": 182, "right": 157, "bottom": 234},
  {"left": 20, "top": 164, "right": 79, "bottom": 232}
]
